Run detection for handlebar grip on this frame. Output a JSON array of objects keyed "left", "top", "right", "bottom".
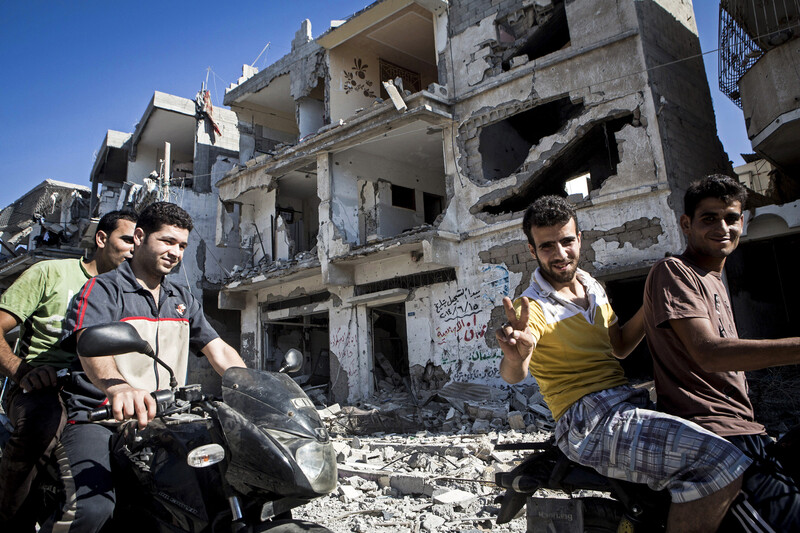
[
  {"left": 88, "top": 404, "right": 113, "bottom": 422},
  {"left": 86, "top": 390, "right": 176, "bottom": 422}
]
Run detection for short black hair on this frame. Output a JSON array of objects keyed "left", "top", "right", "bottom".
[
  {"left": 684, "top": 175, "right": 747, "bottom": 218},
  {"left": 522, "top": 195, "right": 578, "bottom": 247},
  {"left": 136, "top": 202, "right": 193, "bottom": 235},
  {"left": 97, "top": 209, "right": 138, "bottom": 236}
]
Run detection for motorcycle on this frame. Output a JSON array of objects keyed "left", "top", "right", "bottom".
[
  {"left": 494, "top": 431, "right": 800, "bottom": 533},
  {"left": 50, "top": 321, "right": 338, "bottom": 533}
]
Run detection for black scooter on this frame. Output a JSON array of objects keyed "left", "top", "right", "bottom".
[
  {"left": 68, "top": 321, "right": 337, "bottom": 533},
  {"left": 494, "top": 432, "right": 800, "bottom": 532}
]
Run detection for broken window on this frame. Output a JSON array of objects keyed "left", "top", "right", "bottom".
[
  {"left": 482, "top": 113, "right": 634, "bottom": 215},
  {"left": 391, "top": 184, "right": 416, "bottom": 210},
  {"left": 263, "top": 313, "right": 330, "bottom": 385},
  {"left": 274, "top": 169, "right": 320, "bottom": 259},
  {"left": 478, "top": 97, "right": 585, "bottom": 181},
  {"left": 496, "top": 0, "right": 570, "bottom": 71},
  {"left": 371, "top": 303, "right": 410, "bottom": 393},
  {"left": 423, "top": 192, "right": 444, "bottom": 225}
]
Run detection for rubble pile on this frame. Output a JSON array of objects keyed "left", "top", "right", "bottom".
[
  {"left": 295, "top": 429, "right": 551, "bottom": 532},
  {"left": 312, "top": 380, "right": 556, "bottom": 437},
  {"left": 294, "top": 381, "right": 564, "bottom": 532}
]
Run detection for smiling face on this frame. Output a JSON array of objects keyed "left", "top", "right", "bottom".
[
  {"left": 681, "top": 197, "right": 743, "bottom": 268},
  {"left": 528, "top": 218, "right": 582, "bottom": 287},
  {"left": 132, "top": 224, "right": 190, "bottom": 282}
]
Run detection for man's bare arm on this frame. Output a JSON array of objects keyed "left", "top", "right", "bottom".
[
  {"left": 0, "top": 309, "right": 58, "bottom": 390},
  {"left": 670, "top": 317, "right": 800, "bottom": 372},
  {"left": 79, "top": 350, "right": 156, "bottom": 427},
  {"left": 608, "top": 307, "right": 645, "bottom": 359},
  {"left": 201, "top": 337, "right": 246, "bottom": 376}
]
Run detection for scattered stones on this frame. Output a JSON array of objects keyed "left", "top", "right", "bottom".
[{"left": 291, "top": 380, "right": 561, "bottom": 532}]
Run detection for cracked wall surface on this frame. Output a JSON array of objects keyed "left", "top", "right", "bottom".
[{"left": 219, "top": 0, "right": 733, "bottom": 402}]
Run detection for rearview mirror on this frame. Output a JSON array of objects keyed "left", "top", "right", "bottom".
[
  {"left": 77, "top": 322, "right": 154, "bottom": 358},
  {"left": 279, "top": 349, "right": 303, "bottom": 374}
]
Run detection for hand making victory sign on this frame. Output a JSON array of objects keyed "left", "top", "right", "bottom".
[{"left": 496, "top": 296, "right": 536, "bottom": 384}]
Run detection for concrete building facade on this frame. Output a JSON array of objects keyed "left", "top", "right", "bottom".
[{"left": 216, "top": 0, "right": 732, "bottom": 403}]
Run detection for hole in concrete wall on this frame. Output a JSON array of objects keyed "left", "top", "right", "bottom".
[
  {"left": 263, "top": 313, "right": 330, "bottom": 384},
  {"left": 371, "top": 303, "right": 410, "bottom": 393},
  {"left": 479, "top": 97, "right": 584, "bottom": 181},
  {"left": 497, "top": 0, "right": 570, "bottom": 71},
  {"left": 482, "top": 114, "right": 634, "bottom": 214}
]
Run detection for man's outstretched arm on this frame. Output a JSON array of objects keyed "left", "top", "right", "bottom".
[
  {"left": 671, "top": 317, "right": 800, "bottom": 372},
  {"left": 201, "top": 337, "right": 246, "bottom": 376}
]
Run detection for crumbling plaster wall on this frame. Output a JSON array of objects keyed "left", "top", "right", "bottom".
[{"left": 327, "top": 149, "right": 445, "bottom": 247}]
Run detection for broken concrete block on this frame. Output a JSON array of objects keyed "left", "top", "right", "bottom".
[
  {"left": 510, "top": 55, "right": 530, "bottom": 69},
  {"left": 390, "top": 473, "right": 426, "bottom": 495},
  {"left": 421, "top": 514, "right": 447, "bottom": 531},
  {"left": 338, "top": 484, "right": 361, "bottom": 502},
  {"left": 432, "top": 489, "right": 478, "bottom": 507},
  {"left": 351, "top": 436, "right": 362, "bottom": 449},
  {"left": 508, "top": 411, "right": 527, "bottom": 430},
  {"left": 472, "top": 419, "right": 491, "bottom": 434}
]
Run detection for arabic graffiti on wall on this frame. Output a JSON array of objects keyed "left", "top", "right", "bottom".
[
  {"left": 435, "top": 313, "right": 487, "bottom": 345},
  {"left": 433, "top": 287, "right": 482, "bottom": 320}
]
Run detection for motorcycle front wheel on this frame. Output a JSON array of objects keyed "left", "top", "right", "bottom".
[{"left": 254, "top": 519, "right": 334, "bottom": 533}]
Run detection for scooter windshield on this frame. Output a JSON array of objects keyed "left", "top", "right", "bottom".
[{"left": 222, "top": 367, "right": 325, "bottom": 439}]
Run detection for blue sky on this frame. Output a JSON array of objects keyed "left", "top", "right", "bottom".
[{"left": 0, "top": 1, "right": 750, "bottom": 209}]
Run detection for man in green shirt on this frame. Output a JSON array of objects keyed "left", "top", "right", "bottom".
[{"left": 0, "top": 210, "right": 136, "bottom": 531}]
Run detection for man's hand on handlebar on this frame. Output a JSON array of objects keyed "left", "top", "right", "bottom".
[{"left": 106, "top": 383, "right": 157, "bottom": 427}]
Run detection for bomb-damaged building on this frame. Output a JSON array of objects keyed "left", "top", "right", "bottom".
[{"left": 215, "top": 0, "right": 743, "bottom": 404}]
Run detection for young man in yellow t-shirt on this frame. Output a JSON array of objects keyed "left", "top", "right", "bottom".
[{"left": 496, "top": 195, "right": 748, "bottom": 533}]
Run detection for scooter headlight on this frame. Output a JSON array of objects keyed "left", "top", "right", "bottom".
[{"left": 264, "top": 429, "right": 337, "bottom": 493}]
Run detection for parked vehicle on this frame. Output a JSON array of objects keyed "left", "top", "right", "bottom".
[
  {"left": 493, "top": 434, "right": 798, "bottom": 533},
  {"left": 23, "top": 322, "right": 338, "bottom": 533}
]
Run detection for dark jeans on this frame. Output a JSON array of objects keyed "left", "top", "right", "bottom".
[
  {"left": 38, "top": 421, "right": 115, "bottom": 533},
  {"left": 0, "top": 385, "right": 66, "bottom": 527},
  {"left": 35, "top": 371, "right": 116, "bottom": 533},
  {"left": 722, "top": 433, "right": 800, "bottom": 532}
]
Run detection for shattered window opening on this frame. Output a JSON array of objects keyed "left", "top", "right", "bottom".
[
  {"left": 354, "top": 268, "right": 456, "bottom": 297},
  {"left": 391, "top": 184, "right": 416, "bottom": 210},
  {"left": 481, "top": 113, "right": 635, "bottom": 215},
  {"left": 263, "top": 312, "right": 330, "bottom": 383},
  {"left": 423, "top": 192, "right": 444, "bottom": 225},
  {"left": 262, "top": 291, "right": 330, "bottom": 313},
  {"left": 478, "top": 97, "right": 585, "bottom": 181},
  {"left": 497, "top": 0, "right": 571, "bottom": 72}
]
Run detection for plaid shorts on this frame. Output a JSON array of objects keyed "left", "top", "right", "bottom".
[{"left": 555, "top": 385, "right": 752, "bottom": 503}]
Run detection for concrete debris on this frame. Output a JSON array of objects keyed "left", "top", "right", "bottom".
[
  {"left": 293, "top": 381, "right": 566, "bottom": 532},
  {"left": 296, "top": 428, "right": 553, "bottom": 533},
  {"left": 312, "top": 378, "right": 555, "bottom": 436}
]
